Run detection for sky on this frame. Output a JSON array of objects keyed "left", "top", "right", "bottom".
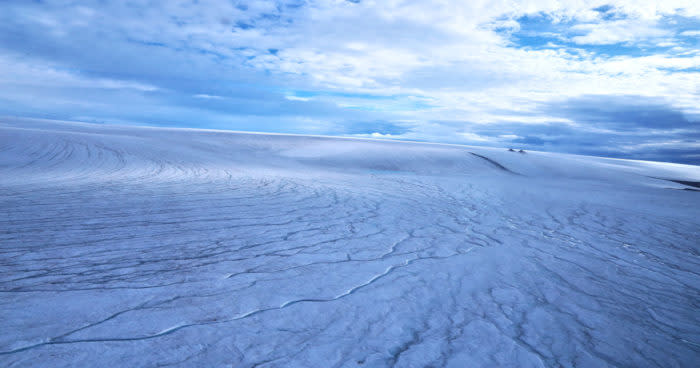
[{"left": 0, "top": 1, "right": 699, "bottom": 164}]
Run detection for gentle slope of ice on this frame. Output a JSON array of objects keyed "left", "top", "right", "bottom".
[{"left": 1, "top": 117, "right": 699, "bottom": 367}]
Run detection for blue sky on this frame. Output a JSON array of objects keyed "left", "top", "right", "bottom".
[{"left": 0, "top": 1, "right": 699, "bottom": 164}]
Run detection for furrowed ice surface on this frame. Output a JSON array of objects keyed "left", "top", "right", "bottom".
[{"left": 1, "top": 118, "right": 699, "bottom": 367}]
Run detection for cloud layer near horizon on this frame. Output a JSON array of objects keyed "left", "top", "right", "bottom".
[{"left": 0, "top": 0, "right": 698, "bottom": 163}]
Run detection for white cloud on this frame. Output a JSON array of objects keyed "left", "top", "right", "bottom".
[
  {"left": 194, "top": 94, "right": 223, "bottom": 99},
  {"left": 285, "top": 95, "right": 312, "bottom": 101},
  {"left": 217, "top": 0, "right": 699, "bottom": 127},
  {"left": 0, "top": 54, "right": 158, "bottom": 92},
  {"left": 570, "top": 20, "right": 671, "bottom": 45},
  {"left": 369, "top": 132, "right": 397, "bottom": 138},
  {"left": 1, "top": 0, "right": 699, "bottom": 151},
  {"left": 680, "top": 30, "right": 700, "bottom": 37},
  {"left": 458, "top": 132, "right": 491, "bottom": 142}
]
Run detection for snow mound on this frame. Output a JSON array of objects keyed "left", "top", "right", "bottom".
[{"left": 1, "top": 118, "right": 699, "bottom": 367}]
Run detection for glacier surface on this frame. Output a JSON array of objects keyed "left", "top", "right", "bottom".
[{"left": 1, "top": 118, "right": 699, "bottom": 367}]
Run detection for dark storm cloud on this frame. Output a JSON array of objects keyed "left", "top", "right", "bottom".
[
  {"left": 544, "top": 95, "right": 695, "bottom": 131},
  {"left": 466, "top": 96, "right": 699, "bottom": 164}
]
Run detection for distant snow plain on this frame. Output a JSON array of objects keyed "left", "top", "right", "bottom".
[{"left": 1, "top": 118, "right": 699, "bottom": 367}]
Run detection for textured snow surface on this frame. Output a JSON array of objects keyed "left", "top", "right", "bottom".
[{"left": 1, "top": 118, "right": 699, "bottom": 367}]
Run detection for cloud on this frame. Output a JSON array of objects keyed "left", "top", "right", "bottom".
[
  {"left": 458, "top": 95, "right": 700, "bottom": 164},
  {"left": 680, "top": 30, "right": 700, "bottom": 37},
  {"left": 194, "top": 94, "right": 224, "bottom": 99},
  {"left": 0, "top": 0, "right": 698, "bottom": 164},
  {"left": 285, "top": 95, "right": 312, "bottom": 102},
  {"left": 340, "top": 121, "right": 412, "bottom": 136},
  {"left": 512, "top": 136, "right": 547, "bottom": 146},
  {"left": 570, "top": 20, "right": 671, "bottom": 45},
  {"left": 0, "top": 54, "right": 158, "bottom": 92},
  {"left": 543, "top": 95, "right": 695, "bottom": 131}
]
